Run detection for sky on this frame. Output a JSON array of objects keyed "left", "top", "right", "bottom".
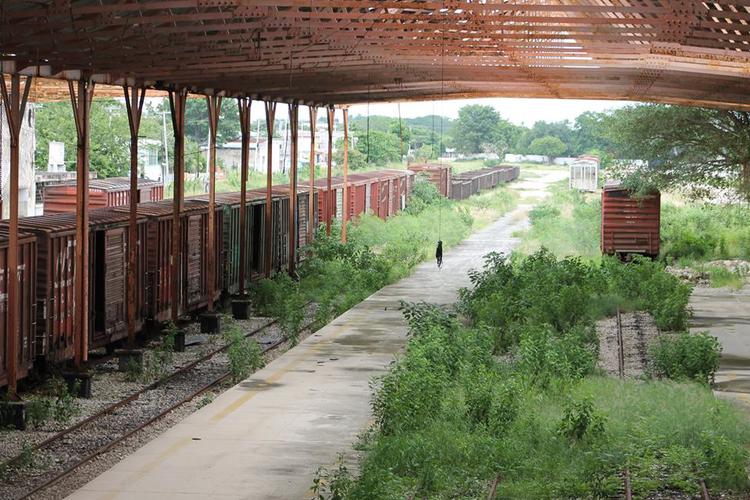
[{"left": 346, "top": 97, "right": 632, "bottom": 126}]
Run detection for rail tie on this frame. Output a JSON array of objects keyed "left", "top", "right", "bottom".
[{"left": 7, "top": 306, "right": 314, "bottom": 500}]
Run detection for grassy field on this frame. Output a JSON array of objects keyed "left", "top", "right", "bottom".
[{"left": 313, "top": 251, "right": 745, "bottom": 499}]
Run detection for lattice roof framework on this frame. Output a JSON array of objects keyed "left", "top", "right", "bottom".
[{"left": 1, "top": 0, "right": 750, "bottom": 108}]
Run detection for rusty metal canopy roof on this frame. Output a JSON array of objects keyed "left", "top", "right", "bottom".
[{"left": 2, "top": 1, "right": 750, "bottom": 109}]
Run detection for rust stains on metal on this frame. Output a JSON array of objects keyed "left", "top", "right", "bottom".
[
  {"left": 341, "top": 107, "right": 349, "bottom": 243},
  {"left": 205, "top": 94, "right": 222, "bottom": 312},
  {"left": 69, "top": 78, "right": 95, "bottom": 368},
  {"left": 0, "top": 73, "right": 32, "bottom": 395},
  {"left": 264, "top": 102, "right": 276, "bottom": 278},
  {"left": 288, "top": 102, "right": 299, "bottom": 275},
  {"left": 237, "top": 97, "right": 251, "bottom": 296},
  {"left": 601, "top": 183, "right": 661, "bottom": 259},
  {"left": 123, "top": 86, "right": 146, "bottom": 347},
  {"left": 169, "top": 89, "right": 188, "bottom": 323}
]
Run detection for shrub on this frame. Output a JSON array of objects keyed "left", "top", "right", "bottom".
[
  {"left": 26, "top": 397, "right": 53, "bottom": 429},
  {"left": 557, "top": 397, "right": 607, "bottom": 441},
  {"left": 223, "top": 326, "right": 264, "bottom": 382},
  {"left": 649, "top": 332, "right": 721, "bottom": 385}
]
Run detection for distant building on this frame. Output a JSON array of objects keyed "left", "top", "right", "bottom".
[
  {"left": 205, "top": 127, "right": 346, "bottom": 174},
  {"left": 138, "top": 138, "right": 165, "bottom": 181},
  {"left": 0, "top": 104, "right": 36, "bottom": 217}
]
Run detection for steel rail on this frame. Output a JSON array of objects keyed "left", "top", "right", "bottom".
[
  {"left": 616, "top": 308, "right": 625, "bottom": 379},
  {"left": 2, "top": 302, "right": 311, "bottom": 473},
  {"left": 16, "top": 316, "right": 317, "bottom": 500}
]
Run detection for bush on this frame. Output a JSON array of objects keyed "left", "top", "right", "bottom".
[
  {"left": 223, "top": 326, "right": 264, "bottom": 382},
  {"left": 557, "top": 396, "right": 606, "bottom": 441},
  {"left": 649, "top": 332, "right": 721, "bottom": 385}
]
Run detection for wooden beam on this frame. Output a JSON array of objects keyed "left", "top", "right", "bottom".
[
  {"left": 206, "top": 94, "right": 223, "bottom": 312},
  {"left": 264, "top": 101, "right": 276, "bottom": 277},
  {"left": 123, "top": 85, "right": 146, "bottom": 347},
  {"left": 168, "top": 88, "right": 188, "bottom": 324},
  {"left": 68, "top": 77, "right": 94, "bottom": 368},
  {"left": 237, "top": 97, "right": 251, "bottom": 295},
  {"left": 288, "top": 102, "right": 299, "bottom": 276},
  {"left": 0, "top": 73, "right": 32, "bottom": 397}
]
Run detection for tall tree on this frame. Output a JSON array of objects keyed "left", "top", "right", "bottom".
[
  {"left": 528, "top": 135, "right": 567, "bottom": 163},
  {"left": 452, "top": 104, "right": 501, "bottom": 154},
  {"left": 516, "top": 120, "right": 573, "bottom": 155},
  {"left": 603, "top": 104, "right": 750, "bottom": 201}
]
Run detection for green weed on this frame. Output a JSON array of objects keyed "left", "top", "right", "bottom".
[
  {"left": 223, "top": 326, "right": 264, "bottom": 382},
  {"left": 707, "top": 266, "right": 747, "bottom": 289},
  {"left": 649, "top": 332, "right": 722, "bottom": 385}
]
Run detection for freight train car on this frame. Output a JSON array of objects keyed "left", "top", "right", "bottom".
[
  {"left": 0, "top": 230, "right": 37, "bottom": 388},
  {"left": 601, "top": 182, "right": 660, "bottom": 258},
  {"left": 408, "top": 163, "right": 451, "bottom": 197},
  {"left": 112, "top": 199, "right": 220, "bottom": 322},
  {"left": 12, "top": 209, "right": 149, "bottom": 360},
  {"left": 43, "top": 177, "right": 164, "bottom": 214},
  {"left": 448, "top": 166, "right": 520, "bottom": 200},
  {"left": 0, "top": 169, "right": 414, "bottom": 390}
]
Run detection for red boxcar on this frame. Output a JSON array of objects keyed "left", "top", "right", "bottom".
[
  {"left": 601, "top": 182, "right": 660, "bottom": 258},
  {"left": 0, "top": 230, "right": 37, "bottom": 387},
  {"left": 14, "top": 209, "right": 149, "bottom": 357},
  {"left": 44, "top": 177, "right": 164, "bottom": 214},
  {"left": 408, "top": 163, "right": 451, "bottom": 197}
]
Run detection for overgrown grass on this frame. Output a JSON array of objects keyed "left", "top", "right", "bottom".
[
  {"left": 517, "top": 183, "right": 601, "bottom": 258},
  {"left": 323, "top": 251, "right": 746, "bottom": 500},
  {"left": 517, "top": 183, "right": 750, "bottom": 270},
  {"left": 661, "top": 203, "right": 750, "bottom": 264},
  {"left": 251, "top": 179, "right": 518, "bottom": 329},
  {"left": 707, "top": 266, "right": 747, "bottom": 289}
]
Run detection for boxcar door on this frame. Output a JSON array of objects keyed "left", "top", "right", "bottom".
[
  {"left": 103, "top": 228, "right": 127, "bottom": 338},
  {"left": 298, "top": 194, "right": 308, "bottom": 248},
  {"left": 185, "top": 215, "right": 204, "bottom": 308}
]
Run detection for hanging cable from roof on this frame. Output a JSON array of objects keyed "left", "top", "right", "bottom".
[
  {"left": 366, "top": 84, "right": 371, "bottom": 165},
  {"left": 436, "top": 0, "right": 447, "bottom": 269}
]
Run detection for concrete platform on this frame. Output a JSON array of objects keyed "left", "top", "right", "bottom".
[
  {"left": 68, "top": 171, "right": 565, "bottom": 500},
  {"left": 690, "top": 285, "right": 750, "bottom": 409}
]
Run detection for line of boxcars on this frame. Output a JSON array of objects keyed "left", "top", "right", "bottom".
[{"left": 0, "top": 165, "right": 519, "bottom": 389}]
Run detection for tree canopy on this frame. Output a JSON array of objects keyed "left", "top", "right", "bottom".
[
  {"left": 528, "top": 135, "right": 567, "bottom": 161},
  {"left": 602, "top": 104, "right": 750, "bottom": 201}
]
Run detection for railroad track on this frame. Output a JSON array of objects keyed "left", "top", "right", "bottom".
[
  {"left": 616, "top": 308, "right": 625, "bottom": 379},
  {"left": 616, "top": 312, "right": 711, "bottom": 500},
  {"left": 2, "top": 311, "right": 317, "bottom": 500},
  {"left": 622, "top": 470, "right": 710, "bottom": 500}
]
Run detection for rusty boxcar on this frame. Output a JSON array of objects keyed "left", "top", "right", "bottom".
[
  {"left": 0, "top": 230, "right": 37, "bottom": 388},
  {"left": 44, "top": 177, "right": 164, "bottom": 214},
  {"left": 449, "top": 166, "right": 520, "bottom": 200},
  {"left": 113, "top": 199, "right": 220, "bottom": 322},
  {"left": 408, "top": 163, "right": 451, "bottom": 198},
  {"left": 601, "top": 182, "right": 660, "bottom": 258},
  {"left": 13, "top": 209, "right": 149, "bottom": 359}
]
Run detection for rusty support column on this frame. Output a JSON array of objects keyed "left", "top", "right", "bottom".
[
  {"left": 341, "top": 107, "right": 349, "bottom": 243},
  {"left": 123, "top": 86, "right": 146, "bottom": 347},
  {"left": 169, "top": 89, "right": 188, "bottom": 324},
  {"left": 69, "top": 78, "right": 94, "bottom": 368},
  {"left": 264, "top": 102, "right": 276, "bottom": 277},
  {"left": 308, "top": 106, "right": 317, "bottom": 243},
  {"left": 326, "top": 107, "right": 334, "bottom": 236},
  {"left": 288, "top": 102, "right": 299, "bottom": 275},
  {"left": 0, "top": 74, "right": 31, "bottom": 396},
  {"left": 205, "top": 95, "right": 222, "bottom": 311},
  {"left": 237, "top": 98, "right": 251, "bottom": 295}
]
